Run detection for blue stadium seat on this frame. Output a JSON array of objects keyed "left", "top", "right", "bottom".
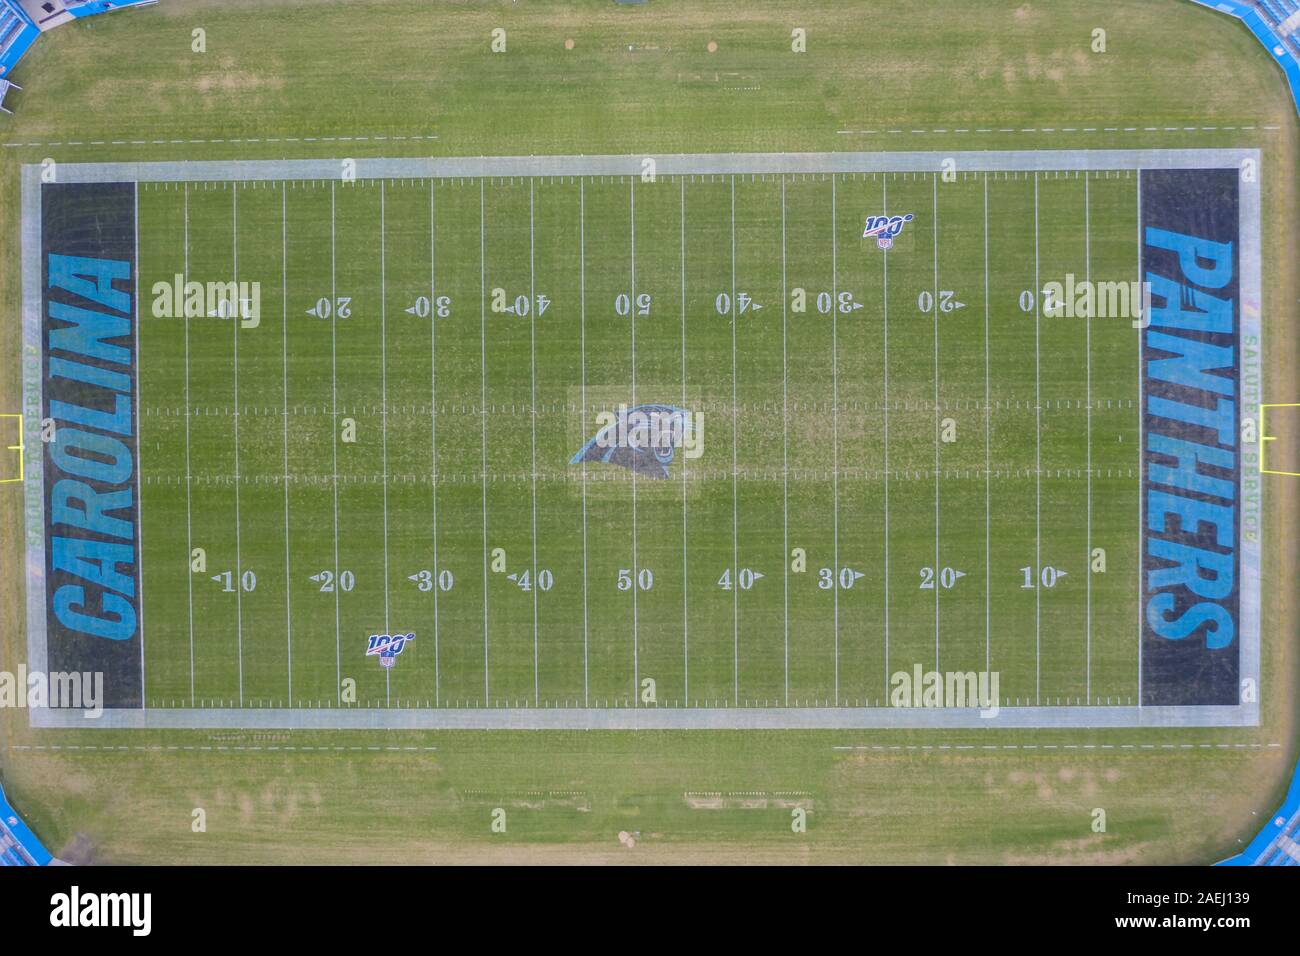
[{"left": 0, "top": 12, "right": 18, "bottom": 45}]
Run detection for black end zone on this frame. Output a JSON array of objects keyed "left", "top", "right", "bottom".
[
  {"left": 1140, "top": 168, "right": 1241, "bottom": 707},
  {"left": 41, "top": 181, "right": 142, "bottom": 708}
]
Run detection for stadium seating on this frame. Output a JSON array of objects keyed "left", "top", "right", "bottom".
[
  {"left": 0, "top": 781, "right": 53, "bottom": 866},
  {"left": 0, "top": 4, "right": 38, "bottom": 75}
]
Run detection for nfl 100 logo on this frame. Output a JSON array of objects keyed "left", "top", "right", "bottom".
[
  {"left": 366, "top": 632, "right": 415, "bottom": 668},
  {"left": 863, "top": 213, "right": 914, "bottom": 249}
]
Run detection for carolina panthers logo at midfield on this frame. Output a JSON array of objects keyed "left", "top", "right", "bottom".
[
  {"left": 570, "top": 403, "right": 698, "bottom": 479},
  {"left": 863, "top": 213, "right": 914, "bottom": 249}
]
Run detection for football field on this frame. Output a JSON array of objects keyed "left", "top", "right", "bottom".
[{"left": 22, "top": 149, "right": 1260, "bottom": 728}]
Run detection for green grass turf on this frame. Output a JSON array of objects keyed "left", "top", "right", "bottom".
[
  {"left": 134, "top": 167, "right": 1142, "bottom": 713},
  {"left": 1, "top": 0, "right": 1297, "bottom": 863}
]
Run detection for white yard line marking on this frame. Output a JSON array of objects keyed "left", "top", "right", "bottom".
[
  {"left": 2, "top": 132, "right": 440, "bottom": 149},
  {"left": 630, "top": 179, "right": 640, "bottom": 703},
  {"left": 529, "top": 179, "right": 540, "bottom": 704},
  {"left": 883, "top": 175, "right": 891, "bottom": 688},
  {"left": 281, "top": 184, "right": 293, "bottom": 702},
  {"left": 183, "top": 184, "right": 196, "bottom": 705},
  {"left": 983, "top": 174, "right": 990, "bottom": 674},
  {"left": 831, "top": 174, "right": 840, "bottom": 703},
  {"left": 781, "top": 173, "right": 790, "bottom": 705},
  {"left": 1135, "top": 170, "right": 1144, "bottom": 708},
  {"left": 331, "top": 181, "right": 342, "bottom": 704},
  {"left": 430, "top": 183, "right": 441, "bottom": 707},
  {"left": 135, "top": 182, "right": 147, "bottom": 708},
  {"left": 730, "top": 174, "right": 740, "bottom": 704},
  {"left": 232, "top": 187, "right": 245, "bottom": 706},
  {"left": 380, "top": 181, "right": 391, "bottom": 706},
  {"left": 580, "top": 179, "right": 590, "bottom": 707},
  {"left": 931, "top": 174, "right": 940, "bottom": 671},
  {"left": 479, "top": 179, "right": 491, "bottom": 702},
  {"left": 830, "top": 741, "right": 1281, "bottom": 752},
  {"left": 831, "top": 125, "right": 1276, "bottom": 137},
  {"left": 681, "top": 178, "right": 691, "bottom": 702},
  {"left": 1033, "top": 172, "right": 1041, "bottom": 706},
  {"left": 1084, "top": 172, "right": 1092, "bottom": 699}
]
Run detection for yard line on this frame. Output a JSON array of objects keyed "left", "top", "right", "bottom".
[
  {"left": 680, "top": 176, "right": 690, "bottom": 702},
  {"left": 1033, "top": 171, "right": 1041, "bottom": 705},
  {"left": 183, "top": 184, "right": 196, "bottom": 705},
  {"left": 135, "top": 185, "right": 149, "bottom": 707},
  {"left": 983, "top": 174, "right": 990, "bottom": 674},
  {"left": 380, "top": 181, "right": 391, "bottom": 706},
  {"left": 281, "top": 184, "right": 293, "bottom": 702},
  {"left": 479, "top": 179, "right": 491, "bottom": 702},
  {"left": 232, "top": 186, "right": 245, "bottom": 706},
  {"left": 429, "top": 182, "right": 441, "bottom": 706},
  {"left": 931, "top": 173, "right": 940, "bottom": 672},
  {"left": 528, "top": 179, "right": 539, "bottom": 704},
  {"left": 1084, "top": 172, "right": 1092, "bottom": 699},
  {"left": 730, "top": 174, "right": 739, "bottom": 705},
  {"left": 580, "top": 179, "right": 590, "bottom": 706},
  {"left": 331, "top": 181, "right": 342, "bottom": 705},
  {"left": 831, "top": 174, "right": 840, "bottom": 703},
  {"left": 630, "top": 179, "right": 639, "bottom": 704},
  {"left": 883, "top": 175, "right": 891, "bottom": 690},
  {"left": 1135, "top": 171, "right": 1143, "bottom": 708},
  {"left": 781, "top": 173, "right": 789, "bottom": 706}
]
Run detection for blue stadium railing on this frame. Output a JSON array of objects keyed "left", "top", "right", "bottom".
[{"left": 0, "top": 780, "right": 54, "bottom": 867}]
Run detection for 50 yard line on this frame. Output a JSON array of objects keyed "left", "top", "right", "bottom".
[
  {"left": 680, "top": 177, "right": 690, "bottom": 703},
  {"left": 580, "top": 179, "right": 590, "bottom": 706},
  {"left": 630, "top": 178, "right": 639, "bottom": 704}
]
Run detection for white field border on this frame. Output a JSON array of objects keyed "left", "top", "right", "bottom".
[{"left": 20, "top": 149, "right": 1261, "bottom": 730}]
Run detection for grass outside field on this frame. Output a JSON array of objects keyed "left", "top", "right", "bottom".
[{"left": 1, "top": 0, "right": 1297, "bottom": 863}]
